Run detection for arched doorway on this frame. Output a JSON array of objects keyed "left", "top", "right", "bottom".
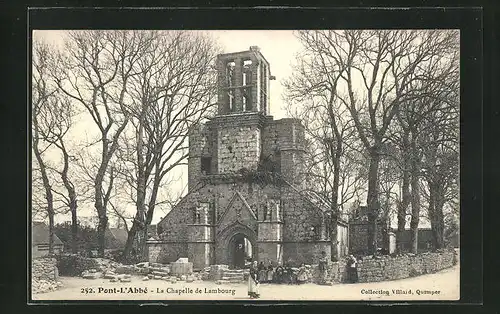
[
  {"left": 216, "top": 222, "right": 257, "bottom": 268},
  {"left": 229, "top": 233, "right": 254, "bottom": 269}
]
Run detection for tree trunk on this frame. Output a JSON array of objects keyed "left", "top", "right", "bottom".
[
  {"left": 381, "top": 190, "right": 391, "bottom": 253},
  {"left": 366, "top": 147, "right": 381, "bottom": 255},
  {"left": 59, "top": 143, "right": 78, "bottom": 254},
  {"left": 397, "top": 131, "right": 411, "bottom": 253},
  {"left": 95, "top": 168, "right": 108, "bottom": 257},
  {"left": 33, "top": 137, "right": 55, "bottom": 255},
  {"left": 409, "top": 176, "right": 420, "bottom": 254},
  {"left": 329, "top": 156, "right": 340, "bottom": 260},
  {"left": 429, "top": 182, "right": 445, "bottom": 250},
  {"left": 434, "top": 197, "right": 445, "bottom": 249},
  {"left": 70, "top": 201, "right": 78, "bottom": 253},
  {"left": 123, "top": 218, "right": 140, "bottom": 261},
  {"left": 48, "top": 211, "right": 55, "bottom": 255},
  {"left": 409, "top": 138, "right": 420, "bottom": 254}
]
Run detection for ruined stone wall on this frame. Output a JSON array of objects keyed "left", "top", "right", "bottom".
[
  {"left": 158, "top": 198, "right": 192, "bottom": 243},
  {"left": 275, "top": 119, "right": 306, "bottom": 188},
  {"left": 147, "top": 242, "right": 188, "bottom": 264},
  {"left": 32, "top": 257, "right": 58, "bottom": 282},
  {"left": 281, "top": 188, "right": 324, "bottom": 242},
  {"left": 217, "top": 125, "right": 261, "bottom": 173},
  {"left": 32, "top": 257, "right": 61, "bottom": 294},
  {"left": 261, "top": 119, "right": 279, "bottom": 158},
  {"left": 158, "top": 188, "right": 219, "bottom": 240},
  {"left": 188, "top": 123, "right": 214, "bottom": 189},
  {"left": 283, "top": 242, "right": 331, "bottom": 266},
  {"left": 157, "top": 177, "right": 331, "bottom": 265},
  {"left": 349, "top": 221, "right": 387, "bottom": 255}
]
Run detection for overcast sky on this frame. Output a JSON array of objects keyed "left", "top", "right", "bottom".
[
  {"left": 33, "top": 30, "right": 303, "bottom": 225},
  {"left": 32, "top": 30, "right": 435, "bottom": 229},
  {"left": 33, "top": 30, "right": 302, "bottom": 119}
]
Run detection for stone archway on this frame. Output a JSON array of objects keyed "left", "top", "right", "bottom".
[
  {"left": 216, "top": 222, "right": 257, "bottom": 268},
  {"left": 228, "top": 233, "right": 254, "bottom": 269}
]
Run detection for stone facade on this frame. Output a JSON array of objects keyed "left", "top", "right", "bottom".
[{"left": 152, "top": 47, "right": 349, "bottom": 270}]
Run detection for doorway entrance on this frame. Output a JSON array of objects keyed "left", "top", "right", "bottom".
[{"left": 229, "top": 233, "right": 253, "bottom": 269}]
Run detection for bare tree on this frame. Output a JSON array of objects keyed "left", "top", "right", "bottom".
[
  {"left": 284, "top": 45, "right": 368, "bottom": 259},
  {"left": 111, "top": 31, "right": 220, "bottom": 260},
  {"left": 44, "top": 95, "right": 80, "bottom": 253},
  {"left": 32, "top": 40, "right": 60, "bottom": 255},
  {"left": 393, "top": 31, "right": 459, "bottom": 252},
  {"left": 293, "top": 30, "right": 459, "bottom": 254},
  {"left": 420, "top": 101, "right": 459, "bottom": 250},
  {"left": 52, "top": 30, "right": 158, "bottom": 256}
]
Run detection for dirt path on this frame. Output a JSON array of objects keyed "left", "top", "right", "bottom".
[{"left": 32, "top": 264, "right": 459, "bottom": 301}]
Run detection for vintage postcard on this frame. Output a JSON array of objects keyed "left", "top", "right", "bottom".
[{"left": 31, "top": 28, "right": 460, "bottom": 301}]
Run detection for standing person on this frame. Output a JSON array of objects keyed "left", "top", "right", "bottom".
[
  {"left": 283, "top": 261, "right": 293, "bottom": 284},
  {"left": 274, "top": 264, "right": 284, "bottom": 284},
  {"left": 258, "top": 261, "right": 267, "bottom": 283},
  {"left": 318, "top": 251, "right": 329, "bottom": 285},
  {"left": 347, "top": 255, "right": 358, "bottom": 283},
  {"left": 266, "top": 259, "right": 274, "bottom": 283},
  {"left": 248, "top": 261, "right": 260, "bottom": 299},
  {"left": 297, "top": 263, "right": 308, "bottom": 284}
]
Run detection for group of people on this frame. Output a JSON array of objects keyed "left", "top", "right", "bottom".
[
  {"left": 247, "top": 260, "right": 309, "bottom": 299},
  {"left": 248, "top": 253, "right": 359, "bottom": 298},
  {"left": 255, "top": 260, "right": 309, "bottom": 285}
]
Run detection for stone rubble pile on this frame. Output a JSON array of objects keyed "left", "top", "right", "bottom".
[
  {"left": 32, "top": 279, "right": 64, "bottom": 294},
  {"left": 93, "top": 258, "right": 122, "bottom": 274},
  {"left": 32, "top": 257, "right": 63, "bottom": 294},
  {"left": 76, "top": 257, "right": 203, "bottom": 283},
  {"left": 201, "top": 267, "right": 211, "bottom": 280}
]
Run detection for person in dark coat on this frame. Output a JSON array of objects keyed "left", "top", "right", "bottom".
[
  {"left": 318, "top": 251, "right": 329, "bottom": 285},
  {"left": 274, "top": 265, "right": 284, "bottom": 284},
  {"left": 346, "top": 254, "right": 358, "bottom": 283},
  {"left": 283, "top": 262, "right": 293, "bottom": 284},
  {"left": 266, "top": 259, "right": 274, "bottom": 283},
  {"left": 258, "top": 261, "right": 267, "bottom": 283}
]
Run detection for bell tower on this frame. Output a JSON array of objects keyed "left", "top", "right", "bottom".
[{"left": 216, "top": 46, "right": 274, "bottom": 116}]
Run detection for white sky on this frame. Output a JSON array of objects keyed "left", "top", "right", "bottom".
[
  {"left": 33, "top": 30, "right": 300, "bottom": 119},
  {"left": 32, "top": 30, "right": 302, "bottom": 225},
  {"left": 32, "top": 30, "right": 438, "bottom": 229}
]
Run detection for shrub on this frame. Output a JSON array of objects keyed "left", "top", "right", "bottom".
[{"left": 56, "top": 254, "right": 99, "bottom": 276}]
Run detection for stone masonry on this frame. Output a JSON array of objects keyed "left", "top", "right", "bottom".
[
  {"left": 32, "top": 257, "right": 62, "bottom": 294},
  {"left": 312, "top": 249, "right": 457, "bottom": 284},
  {"left": 151, "top": 47, "right": 349, "bottom": 270}
]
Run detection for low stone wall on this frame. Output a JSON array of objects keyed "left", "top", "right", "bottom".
[
  {"left": 32, "top": 257, "right": 62, "bottom": 294},
  {"left": 311, "top": 249, "right": 457, "bottom": 284},
  {"left": 357, "top": 250, "right": 457, "bottom": 282}
]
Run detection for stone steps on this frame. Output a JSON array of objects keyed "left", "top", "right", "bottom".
[
  {"left": 151, "top": 270, "right": 170, "bottom": 277},
  {"left": 221, "top": 276, "right": 244, "bottom": 280},
  {"left": 220, "top": 269, "right": 247, "bottom": 282}
]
